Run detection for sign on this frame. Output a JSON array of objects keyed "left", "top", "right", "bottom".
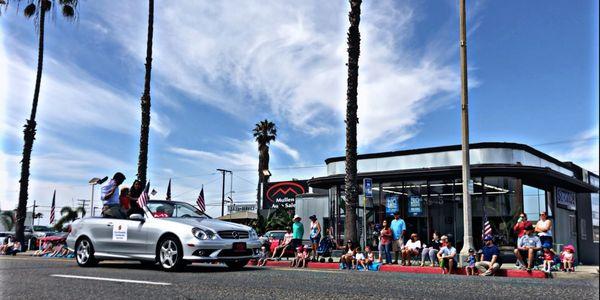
[
  {"left": 263, "top": 180, "right": 308, "bottom": 209},
  {"left": 112, "top": 222, "right": 128, "bottom": 241},
  {"left": 408, "top": 195, "right": 423, "bottom": 216},
  {"left": 363, "top": 178, "right": 373, "bottom": 198},
  {"left": 556, "top": 187, "right": 576, "bottom": 211},
  {"left": 228, "top": 204, "right": 257, "bottom": 212},
  {"left": 385, "top": 195, "right": 399, "bottom": 216}
]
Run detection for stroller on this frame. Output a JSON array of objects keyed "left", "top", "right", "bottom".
[{"left": 317, "top": 236, "right": 334, "bottom": 263}]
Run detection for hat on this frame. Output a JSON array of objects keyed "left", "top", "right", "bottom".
[
  {"left": 564, "top": 244, "right": 575, "bottom": 252},
  {"left": 524, "top": 224, "right": 534, "bottom": 231},
  {"left": 542, "top": 242, "right": 552, "bottom": 249},
  {"left": 293, "top": 215, "right": 301, "bottom": 221},
  {"left": 483, "top": 235, "right": 493, "bottom": 241}
]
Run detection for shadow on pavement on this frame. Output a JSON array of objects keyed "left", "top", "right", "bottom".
[{"left": 95, "top": 261, "right": 266, "bottom": 273}]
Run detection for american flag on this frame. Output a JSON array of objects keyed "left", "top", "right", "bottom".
[
  {"left": 49, "top": 190, "right": 56, "bottom": 224},
  {"left": 137, "top": 182, "right": 151, "bottom": 208},
  {"left": 482, "top": 211, "right": 492, "bottom": 237},
  {"left": 166, "top": 179, "right": 172, "bottom": 201},
  {"left": 196, "top": 187, "right": 205, "bottom": 212}
]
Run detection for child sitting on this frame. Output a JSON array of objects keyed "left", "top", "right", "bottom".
[
  {"left": 290, "top": 246, "right": 304, "bottom": 268},
  {"left": 560, "top": 245, "right": 575, "bottom": 272},
  {"left": 365, "top": 246, "right": 375, "bottom": 268},
  {"left": 354, "top": 247, "right": 366, "bottom": 270},
  {"left": 465, "top": 248, "right": 476, "bottom": 276},
  {"left": 541, "top": 242, "right": 556, "bottom": 274},
  {"left": 257, "top": 246, "right": 268, "bottom": 266}
]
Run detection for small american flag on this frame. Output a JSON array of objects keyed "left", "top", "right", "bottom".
[
  {"left": 166, "top": 179, "right": 172, "bottom": 201},
  {"left": 138, "top": 182, "right": 151, "bottom": 208},
  {"left": 196, "top": 187, "right": 205, "bottom": 212},
  {"left": 49, "top": 190, "right": 56, "bottom": 224},
  {"left": 483, "top": 211, "right": 492, "bottom": 237}
]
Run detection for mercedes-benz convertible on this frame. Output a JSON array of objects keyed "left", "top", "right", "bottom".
[{"left": 66, "top": 200, "right": 261, "bottom": 271}]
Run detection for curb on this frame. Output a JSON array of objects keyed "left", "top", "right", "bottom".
[{"left": 258, "top": 260, "right": 548, "bottom": 278}]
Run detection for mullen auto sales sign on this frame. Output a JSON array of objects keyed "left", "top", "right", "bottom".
[{"left": 263, "top": 180, "right": 308, "bottom": 209}]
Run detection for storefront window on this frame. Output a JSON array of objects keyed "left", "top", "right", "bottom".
[
  {"left": 523, "top": 185, "right": 547, "bottom": 222},
  {"left": 592, "top": 192, "right": 599, "bottom": 243}
]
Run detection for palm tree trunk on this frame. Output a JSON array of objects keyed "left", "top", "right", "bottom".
[
  {"left": 137, "top": 0, "right": 154, "bottom": 184},
  {"left": 344, "top": 0, "right": 361, "bottom": 245},
  {"left": 15, "top": 6, "right": 46, "bottom": 246}
]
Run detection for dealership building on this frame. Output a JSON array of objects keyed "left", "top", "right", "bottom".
[{"left": 303, "top": 142, "right": 599, "bottom": 264}]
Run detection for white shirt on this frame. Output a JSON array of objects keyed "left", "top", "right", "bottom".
[
  {"left": 355, "top": 253, "right": 365, "bottom": 260},
  {"left": 405, "top": 240, "right": 422, "bottom": 250}
]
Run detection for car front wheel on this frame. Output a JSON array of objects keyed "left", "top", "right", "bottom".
[
  {"left": 158, "top": 237, "right": 184, "bottom": 271},
  {"left": 225, "top": 259, "right": 249, "bottom": 270},
  {"left": 76, "top": 237, "right": 98, "bottom": 267}
]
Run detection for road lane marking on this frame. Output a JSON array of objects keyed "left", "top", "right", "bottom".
[{"left": 51, "top": 274, "right": 171, "bottom": 285}]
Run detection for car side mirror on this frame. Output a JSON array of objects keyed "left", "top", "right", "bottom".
[{"left": 129, "top": 214, "right": 145, "bottom": 221}]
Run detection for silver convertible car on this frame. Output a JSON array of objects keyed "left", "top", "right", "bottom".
[{"left": 66, "top": 200, "right": 261, "bottom": 271}]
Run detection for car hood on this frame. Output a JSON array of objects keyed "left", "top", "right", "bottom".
[{"left": 164, "top": 217, "right": 251, "bottom": 232}]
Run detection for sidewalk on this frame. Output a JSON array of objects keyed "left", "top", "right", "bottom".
[{"left": 260, "top": 259, "right": 599, "bottom": 279}]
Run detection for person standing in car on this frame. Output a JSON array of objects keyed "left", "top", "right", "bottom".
[{"left": 101, "top": 172, "right": 126, "bottom": 218}]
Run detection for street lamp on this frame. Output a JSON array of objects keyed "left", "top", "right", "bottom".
[
  {"left": 89, "top": 176, "right": 107, "bottom": 217},
  {"left": 260, "top": 169, "right": 271, "bottom": 213}
]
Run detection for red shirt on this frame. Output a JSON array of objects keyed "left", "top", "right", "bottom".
[
  {"left": 380, "top": 228, "right": 392, "bottom": 245},
  {"left": 543, "top": 250, "right": 554, "bottom": 261},
  {"left": 119, "top": 194, "right": 130, "bottom": 210},
  {"left": 513, "top": 220, "right": 532, "bottom": 237}
]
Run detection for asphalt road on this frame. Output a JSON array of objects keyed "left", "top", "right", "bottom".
[{"left": 1, "top": 257, "right": 598, "bottom": 299}]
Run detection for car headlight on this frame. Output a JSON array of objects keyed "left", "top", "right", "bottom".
[
  {"left": 192, "top": 228, "right": 217, "bottom": 240},
  {"left": 249, "top": 229, "right": 258, "bottom": 240}
]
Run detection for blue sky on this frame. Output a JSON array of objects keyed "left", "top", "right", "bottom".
[{"left": 0, "top": 0, "right": 598, "bottom": 223}]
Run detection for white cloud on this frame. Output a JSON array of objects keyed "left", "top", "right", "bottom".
[
  {"left": 547, "top": 127, "right": 599, "bottom": 173},
  {"left": 272, "top": 140, "right": 300, "bottom": 161}
]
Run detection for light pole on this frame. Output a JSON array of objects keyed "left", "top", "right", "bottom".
[
  {"left": 88, "top": 177, "right": 107, "bottom": 217},
  {"left": 458, "top": 0, "right": 475, "bottom": 263},
  {"left": 261, "top": 169, "right": 271, "bottom": 213}
]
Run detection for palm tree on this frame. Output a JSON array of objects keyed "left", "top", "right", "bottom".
[
  {"left": 136, "top": 0, "right": 154, "bottom": 185},
  {"left": 1, "top": 211, "right": 16, "bottom": 231},
  {"left": 252, "top": 119, "right": 277, "bottom": 211},
  {"left": 344, "top": 0, "right": 362, "bottom": 245},
  {"left": 265, "top": 207, "right": 293, "bottom": 231},
  {"left": 53, "top": 206, "right": 85, "bottom": 231},
  {"left": 7, "top": 0, "right": 78, "bottom": 246}
]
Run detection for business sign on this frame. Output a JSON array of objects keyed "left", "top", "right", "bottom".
[
  {"left": 263, "top": 180, "right": 308, "bottom": 209},
  {"left": 386, "top": 195, "right": 399, "bottom": 216},
  {"left": 112, "top": 222, "right": 127, "bottom": 241},
  {"left": 408, "top": 195, "right": 423, "bottom": 216},
  {"left": 228, "top": 204, "right": 257, "bottom": 212},
  {"left": 363, "top": 178, "right": 373, "bottom": 198},
  {"left": 556, "top": 187, "right": 576, "bottom": 211}
]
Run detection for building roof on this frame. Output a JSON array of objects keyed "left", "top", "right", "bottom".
[{"left": 217, "top": 211, "right": 257, "bottom": 220}]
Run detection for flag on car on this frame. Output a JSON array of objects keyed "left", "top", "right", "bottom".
[
  {"left": 166, "top": 179, "right": 172, "bottom": 201},
  {"left": 197, "top": 187, "right": 205, "bottom": 212},
  {"left": 138, "top": 182, "right": 150, "bottom": 208},
  {"left": 49, "top": 190, "right": 56, "bottom": 224}
]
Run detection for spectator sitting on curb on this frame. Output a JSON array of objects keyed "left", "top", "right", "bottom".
[
  {"left": 257, "top": 246, "right": 268, "bottom": 266},
  {"left": 401, "top": 233, "right": 422, "bottom": 266},
  {"left": 420, "top": 231, "right": 442, "bottom": 267},
  {"left": 541, "top": 242, "right": 556, "bottom": 274},
  {"left": 365, "top": 246, "right": 375, "bottom": 268},
  {"left": 476, "top": 235, "right": 501, "bottom": 276},
  {"left": 270, "top": 227, "right": 293, "bottom": 261},
  {"left": 560, "top": 245, "right": 575, "bottom": 272},
  {"left": 437, "top": 237, "right": 456, "bottom": 275},
  {"left": 355, "top": 246, "right": 366, "bottom": 270},
  {"left": 465, "top": 248, "right": 476, "bottom": 276},
  {"left": 514, "top": 225, "right": 541, "bottom": 272},
  {"left": 340, "top": 241, "right": 356, "bottom": 269}
]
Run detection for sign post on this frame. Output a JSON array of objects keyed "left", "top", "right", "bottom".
[{"left": 362, "top": 178, "right": 373, "bottom": 249}]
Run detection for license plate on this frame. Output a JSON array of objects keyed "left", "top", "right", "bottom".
[{"left": 232, "top": 242, "right": 246, "bottom": 252}]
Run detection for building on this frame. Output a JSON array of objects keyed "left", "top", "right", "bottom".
[{"left": 307, "top": 142, "right": 599, "bottom": 264}]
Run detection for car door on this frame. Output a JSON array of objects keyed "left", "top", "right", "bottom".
[
  {"left": 86, "top": 217, "right": 117, "bottom": 253},
  {"left": 103, "top": 218, "right": 148, "bottom": 256}
]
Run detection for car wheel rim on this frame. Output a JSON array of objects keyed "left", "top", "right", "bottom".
[
  {"left": 77, "top": 240, "right": 89, "bottom": 264},
  {"left": 160, "top": 240, "right": 178, "bottom": 268}
]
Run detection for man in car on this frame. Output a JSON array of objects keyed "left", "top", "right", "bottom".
[
  {"left": 271, "top": 227, "right": 293, "bottom": 260},
  {"left": 101, "top": 172, "right": 126, "bottom": 218}
]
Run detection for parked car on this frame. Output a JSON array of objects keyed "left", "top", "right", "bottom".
[
  {"left": 66, "top": 200, "right": 261, "bottom": 271},
  {"left": 25, "top": 225, "right": 60, "bottom": 250},
  {"left": 258, "top": 230, "right": 287, "bottom": 247}
]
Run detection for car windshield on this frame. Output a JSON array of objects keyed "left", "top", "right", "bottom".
[
  {"left": 146, "top": 201, "right": 210, "bottom": 219},
  {"left": 32, "top": 226, "right": 52, "bottom": 232}
]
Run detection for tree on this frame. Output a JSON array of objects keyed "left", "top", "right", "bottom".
[
  {"left": 136, "top": 0, "right": 154, "bottom": 185},
  {"left": 53, "top": 206, "right": 85, "bottom": 231},
  {"left": 343, "top": 0, "right": 362, "bottom": 245},
  {"left": 252, "top": 119, "right": 277, "bottom": 211},
  {"left": 265, "top": 207, "right": 293, "bottom": 231},
  {"left": 7, "top": 0, "right": 78, "bottom": 246},
  {"left": 1, "top": 211, "right": 16, "bottom": 231}
]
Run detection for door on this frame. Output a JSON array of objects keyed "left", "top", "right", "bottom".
[
  {"left": 105, "top": 219, "right": 148, "bottom": 255},
  {"left": 86, "top": 217, "right": 117, "bottom": 253}
]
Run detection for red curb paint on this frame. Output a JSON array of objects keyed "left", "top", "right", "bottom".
[{"left": 257, "top": 260, "right": 547, "bottom": 278}]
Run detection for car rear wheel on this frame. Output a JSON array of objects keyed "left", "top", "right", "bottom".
[
  {"left": 225, "top": 259, "right": 249, "bottom": 270},
  {"left": 76, "top": 238, "right": 98, "bottom": 267},
  {"left": 158, "top": 237, "right": 184, "bottom": 271}
]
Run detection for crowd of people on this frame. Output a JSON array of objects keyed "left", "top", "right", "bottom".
[
  {"left": 0, "top": 235, "right": 21, "bottom": 256},
  {"left": 100, "top": 172, "right": 146, "bottom": 219}
]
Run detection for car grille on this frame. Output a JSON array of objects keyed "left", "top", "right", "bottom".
[{"left": 218, "top": 230, "right": 249, "bottom": 239}]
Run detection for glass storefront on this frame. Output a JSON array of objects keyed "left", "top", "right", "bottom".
[{"left": 329, "top": 176, "right": 546, "bottom": 248}]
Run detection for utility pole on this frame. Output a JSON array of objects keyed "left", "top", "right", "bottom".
[
  {"left": 77, "top": 199, "right": 90, "bottom": 216},
  {"left": 31, "top": 200, "right": 37, "bottom": 226},
  {"left": 458, "top": 0, "right": 475, "bottom": 264},
  {"left": 217, "top": 169, "right": 232, "bottom": 217}
]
